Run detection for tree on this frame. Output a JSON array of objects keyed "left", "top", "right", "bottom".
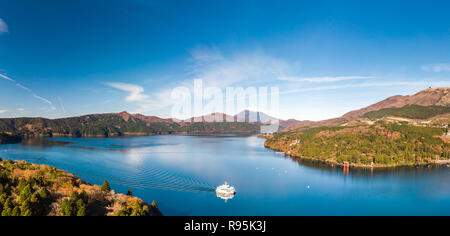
[
  {"left": 2, "top": 198, "right": 13, "bottom": 216},
  {"left": 152, "top": 200, "right": 158, "bottom": 209},
  {"left": 0, "top": 193, "right": 5, "bottom": 206},
  {"left": 126, "top": 189, "right": 132, "bottom": 196},
  {"left": 19, "top": 184, "right": 32, "bottom": 203},
  {"left": 76, "top": 199, "right": 87, "bottom": 216},
  {"left": 20, "top": 200, "right": 33, "bottom": 216},
  {"left": 16, "top": 178, "right": 27, "bottom": 194},
  {"left": 60, "top": 198, "right": 73, "bottom": 216},
  {"left": 101, "top": 180, "right": 111, "bottom": 192},
  {"left": 60, "top": 191, "right": 89, "bottom": 216},
  {"left": 11, "top": 206, "right": 21, "bottom": 216},
  {"left": 38, "top": 187, "right": 51, "bottom": 202}
]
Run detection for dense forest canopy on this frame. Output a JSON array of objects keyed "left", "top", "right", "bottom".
[
  {"left": 0, "top": 113, "right": 260, "bottom": 138},
  {"left": 0, "top": 159, "right": 161, "bottom": 216},
  {"left": 363, "top": 105, "right": 450, "bottom": 120}
]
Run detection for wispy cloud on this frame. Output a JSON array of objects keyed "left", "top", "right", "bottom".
[
  {"left": 279, "top": 81, "right": 450, "bottom": 95},
  {"left": 17, "top": 108, "right": 24, "bottom": 112},
  {"left": 58, "top": 97, "right": 66, "bottom": 114},
  {"left": 106, "top": 82, "right": 149, "bottom": 102},
  {"left": 0, "top": 110, "right": 7, "bottom": 114},
  {"left": 107, "top": 47, "right": 449, "bottom": 118},
  {"left": 107, "top": 82, "right": 177, "bottom": 114},
  {"left": 0, "top": 73, "right": 56, "bottom": 110},
  {"left": 0, "top": 73, "right": 14, "bottom": 82},
  {"left": 107, "top": 49, "right": 296, "bottom": 116},
  {"left": 0, "top": 18, "right": 7, "bottom": 34},
  {"left": 188, "top": 49, "right": 293, "bottom": 88},
  {"left": 421, "top": 64, "right": 450, "bottom": 72},
  {"left": 189, "top": 46, "right": 223, "bottom": 62},
  {"left": 278, "top": 75, "right": 376, "bottom": 83}
]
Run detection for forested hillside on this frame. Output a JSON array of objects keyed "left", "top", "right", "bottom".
[
  {"left": 0, "top": 159, "right": 161, "bottom": 216},
  {"left": 265, "top": 124, "right": 450, "bottom": 167},
  {"left": 0, "top": 112, "right": 260, "bottom": 139},
  {"left": 363, "top": 105, "right": 450, "bottom": 120}
]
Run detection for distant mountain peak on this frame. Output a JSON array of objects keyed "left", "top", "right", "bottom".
[
  {"left": 131, "top": 113, "right": 174, "bottom": 123},
  {"left": 285, "top": 87, "right": 450, "bottom": 131},
  {"left": 235, "top": 110, "right": 277, "bottom": 123},
  {"left": 117, "top": 111, "right": 133, "bottom": 122},
  {"left": 343, "top": 87, "right": 450, "bottom": 119}
]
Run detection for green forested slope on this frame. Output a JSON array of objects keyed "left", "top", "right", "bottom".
[
  {"left": 265, "top": 124, "right": 450, "bottom": 167},
  {"left": 363, "top": 105, "right": 450, "bottom": 120},
  {"left": 0, "top": 159, "right": 161, "bottom": 216},
  {"left": 0, "top": 113, "right": 260, "bottom": 138}
]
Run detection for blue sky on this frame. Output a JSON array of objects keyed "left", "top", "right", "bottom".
[{"left": 0, "top": 0, "right": 449, "bottom": 120}]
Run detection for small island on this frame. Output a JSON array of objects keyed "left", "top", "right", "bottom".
[{"left": 0, "top": 158, "right": 162, "bottom": 216}]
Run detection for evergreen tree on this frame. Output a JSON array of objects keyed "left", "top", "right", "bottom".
[
  {"left": 11, "top": 206, "right": 20, "bottom": 216},
  {"left": 3, "top": 198, "right": 13, "bottom": 215},
  {"left": 20, "top": 199, "right": 33, "bottom": 216},
  {"left": 101, "top": 180, "right": 111, "bottom": 192},
  {"left": 16, "top": 178, "right": 27, "bottom": 194},
  {"left": 76, "top": 199, "right": 87, "bottom": 216},
  {"left": 60, "top": 191, "right": 89, "bottom": 216},
  {"left": 19, "top": 184, "right": 32, "bottom": 203},
  {"left": 126, "top": 189, "right": 132, "bottom": 196},
  {"left": 38, "top": 187, "right": 51, "bottom": 202},
  {"left": 60, "top": 198, "right": 73, "bottom": 216}
]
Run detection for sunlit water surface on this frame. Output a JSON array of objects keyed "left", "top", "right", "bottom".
[{"left": 1, "top": 134, "right": 450, "bottom": 216}]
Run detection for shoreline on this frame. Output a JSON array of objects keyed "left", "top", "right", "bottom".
[
  {"left": 265, "top": 143, "right": 450, "bottom": 169},
  {"left": 4, "top": 132, "right": 449, "bottom": 170},
  {"left": 0, "top": 131, "right": 260, "bottom": 144},
  {"left": 0, "top": 159, "right": 163, "bottom": 216}
]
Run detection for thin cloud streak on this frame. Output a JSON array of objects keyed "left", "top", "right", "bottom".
[
  {"left": 0, "top": 73, "right": 56, "bottom": 110},
  {"left": 278, "top": 76, "right": 376, "bottom": 83},
  {"left": 189, "top": 46, "right": 223, "bottom": 62},
  {"left": 0, "top": 18, "right": 7, "bottom": 34},
  {"left": 0, "top": 110, "right": 7, "bottom": 114},
  {"left": 0, "top": 73, "right": 14, "bottom": 82},
  {"left": 279, "top": 81, "right": 450, "bottom": 96},
  {"left": 58, "top": 97, "right": 66, "bottom": 114},
  {"left": 421, "top": 64, "right": 450, "bottom": 72}
]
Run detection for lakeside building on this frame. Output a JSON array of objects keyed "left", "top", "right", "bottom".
[{"left": 289, "top": 139, "right": 300, "bottom": 146}]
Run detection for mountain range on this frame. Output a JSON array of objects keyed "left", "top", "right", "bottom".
[
  {"left": 0, "top": 110, "right": 306, "bottom": 141},
  {"left": 264, "top": 87, "right": 450, "bottom": 168},
  {"left": 285, "top": 87, "right": 450, "bottom": 131},
  {"left": 1, "top": 87, "right": 449, "bottom": 142}
]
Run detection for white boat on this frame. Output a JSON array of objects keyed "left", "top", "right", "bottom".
[
  {"left": 216, "top": 192, "right": 235, "bottom": 202},
  {"left": 216, "top": 182, "right": 236, "bottom": 195},
  {"left": 216, "top": 182, "right": 236, "bottom": 202}
]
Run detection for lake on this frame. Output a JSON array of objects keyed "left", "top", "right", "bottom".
[{"left": 1, "top": 134, "right": 450, "bottom": 216}]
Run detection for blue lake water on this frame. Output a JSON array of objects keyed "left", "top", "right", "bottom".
[{"left": 1, "top": 134, "right": 450, "bottom": 216}]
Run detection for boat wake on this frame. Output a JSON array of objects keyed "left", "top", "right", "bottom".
[{"left": 90, "top": 166, "right": 216, "bottom": 193}]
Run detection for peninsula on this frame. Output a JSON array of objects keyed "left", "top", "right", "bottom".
[{"left": 264, "top": 87, "right": 450, "bottom": 168}]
